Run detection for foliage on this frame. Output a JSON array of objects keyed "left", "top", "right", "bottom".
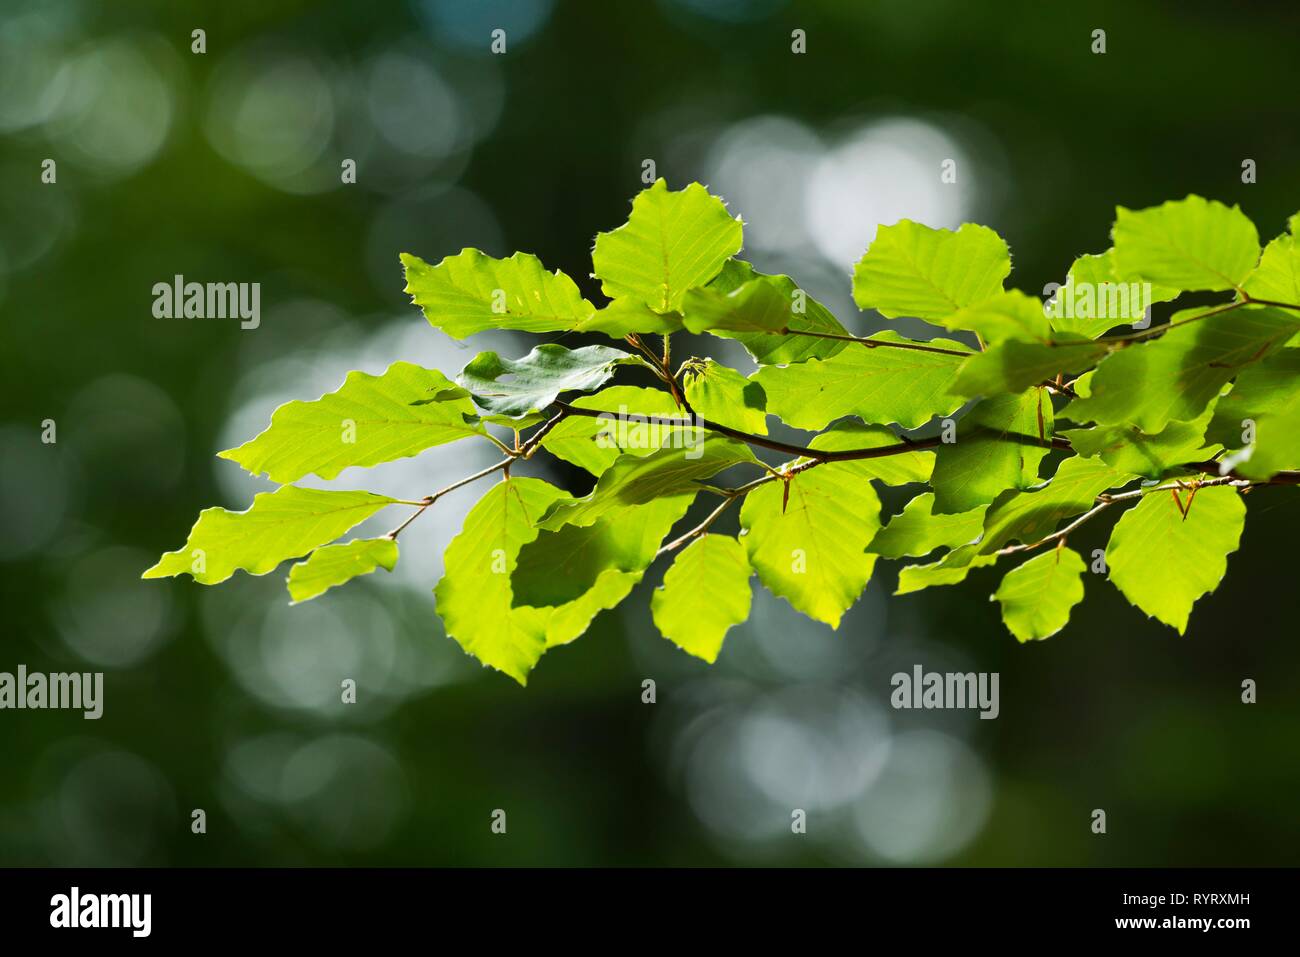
[{"left": 146, "top": 184, "right": 1300, "bottom": 683}]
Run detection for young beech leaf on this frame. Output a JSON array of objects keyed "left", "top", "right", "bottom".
[
  {"left": 401, "top": 249, "right": 594, "bottom": 339},
  {"left": 1049, "top": 249, "right": 1179, "bottom": 338},
  {"left": 681, "top": 278, "right": 795, "bottom": 335},
  {"left": 287, "top": 538, "right": 398, "bottom": 604},
  {"left": 940, "top": 290, "right": 1051, "bottom": 344},
  {"left": 538, "top": 436, "right": 757, "bottom": 530},
  {"left": 219, "top": 362, "right": 486, "bottom": 483},
  {"left": 992, "top": 546, "right": 1087, "bottom": 642},
  {"left": 1112, "top": 195, "right": 1260, "bottom": 292},
  {"left": 895, "top": 544, "right": 997, "bottom": 596},
  {"left": 871, "top": 493, "right": 987, "bottom": 560},
  {"left": 1206, "top": 349, "right": 1300, "bottom": 479},
  {"left": 852, "top": 220, "right": 1011, "bottom": 320},
  {"left": 1061, "top": 406, "right": 1220, "bottom": 480},
  {"left": 708, "top": 260, "right": 848, "bottom": 364},
  {"left": 978, "top": 456, "right": 1133, "bottom": 554},
  {"left": 458, "top": 343, "right": 651, "bottom": 418},
  {"left": 682, "top": 359, "right": 768, "bottom": 435},
  {"left": 434, "top": 478, "right": 649, "bottom": 681},
  {"left": 544, "top": 568, "right": 644, "bottom": 649},
  {"left": 538, "top": 386, "right": 693, "bottom": 476},
  {"left": 930, "top": 389, "right": 1053, "bottom": 514},
  {"left": 569, "top": 298, "right": 684, "bottom": 338},
  {"left": 512, "top": 495, "right": 694, "bottom": 608},
  {"left": 806, "top": 420, "right": 934, "bottom": 486},
  {"left": 143, "top": 487, "right": 398, "bottom": 585},
  {"left": 592, "top": 179, "right": 742, "bottom": 313},
  {"left": 739, "top": 466, "right": 881, "bottom": 627},
  {"left": 1065, "top": 306, "right": 1300, "bottom": 433},
  {"left": 753, "top": 331, "right": 969, "bottom": 430},
  {"left": 434, "top": 478, "right": 565, "bottom": 683},
  {"left": 1105, "top": 485, "right": 1246, "bottom": 634},
  {"left": 948, "top": 336, "right": 1106, "bottom": 399},
  {"left": 1244, "top": 219, "right": 1300, "bottom": 303},
  {"left": 650, "top": 534, "right": 753, "bottom": 663}
]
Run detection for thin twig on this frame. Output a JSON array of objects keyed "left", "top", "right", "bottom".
[
  {"left": 385, "top": 409, "right": 574, "bottom": 540},
  {"left": 776, "top": 327, "right": 1079, "bottom": 395},
  {"left": 779, "top": 327, "right": 975, "bottom": 357},
  {"left": 993, "top": 474, "right": 1280, "bottom": 556},
  {"left": 385, "top": 458, "right": 513, "bottom": 539}
]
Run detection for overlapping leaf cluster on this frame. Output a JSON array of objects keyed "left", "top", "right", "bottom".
[{"left": 145, "top": 182, "right": 1300, "bottom": 682}]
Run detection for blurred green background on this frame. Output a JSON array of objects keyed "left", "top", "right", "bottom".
[{"left": 2, "top": 0, "right": 1298, "bottom": 866}]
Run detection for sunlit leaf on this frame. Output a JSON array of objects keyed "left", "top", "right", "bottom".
[
  {"left": 1105, "top": 485, "right": 1246, "bottom": 633},
  {"left": 754, "top": 331, "right": 967, "bottom": 430},
  {"left": 144, "top": 487, "right": 398, "bottom": 585},
  {"left": 1112, "top": 195, "right": 1259, "bottom": 292},
  {"left": 220, "top": 362, "right": 485, "bottom": 483},
  {"left": 870, "top": 493, "right": 987, "bottom": 560},
  {"left": 650, "top": 534, "right": 752, "bottom": 662},
  {"left": 992, "top": 546, "right": 1086, "bottom": 642},
  {"left": 592, "top": 179, "right": 742, "bottom": 312},
  {"left": 739, "top": 466, "right": 881, "bottom": 627},
  {"left": 402, "top": 249, "right": 594, "bottom": 339},
  {"left": 682, "top": 359, "right": 768, "bottom": 435},
  {"left": 287, "top": 538, "right": 398, "bottom": 604},
  {"left": 852, "top": 220, "right": 1011, "bottom": 320},
  {"left": 930, "top": 389, "right": 1053, "bottom": 514}
]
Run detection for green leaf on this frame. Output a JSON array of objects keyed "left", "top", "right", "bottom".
[
  {"left": 592, "top": 179, "right": 742, "bottom": 313},
  {"left": 1065, "top": 306, "right": 1300, "bottom": 433},
  {"left": 682, "top": 359, "right": 768, "bottom": 435},
  {"left": 852, "top": 220, "right": 1011, "bottom": 320},
  {"left": 1112, "top": 196, "right": 1260, "bottom": 292},
  {"left": 708, "top": 261, "right": 849, "bottom": 364},
  {"left": 401, "top": 249, "right": 594, "bottom": 339},
  {"left": 948, "top": 337, "right": 1106, "bottom": 399},
  {"left": 650, "top": 534, "right": 752, "bottom": 663},
  {"left": 894, "top": 544, "right": 996, "bottom": 595},
  {"left": 287, "top": 538, "right": 398, "bottom": 604},
  {"left": 992, "top": 546, "right": 1087, "bottom": 642},
  {"left": 539, "top": 386, "right": 691, "bottom": 476},
  {"left": 1105, "top": 485, "right": 1246, "bottom": 634},
  {"left": 739, "top": 466, "right": 881, "bottom": 627},
  {"left": 1049, "top": 250, "right": 1179, "bottom": 338},
  {"left": 513, "top": 495, "right": 693, "bottom": 607},
  {"left": 219, "top": 362, "right": 485, "bottom": 483},
  {"left": 754, "top": 331, "right": 968, "bottom": 430},
  {"left": 1206, "top": 349, "right": 1300, "bottom": 479},
  {"left": 807, "top": 420, "right": 934, "bottom": 486},
  {"left": 569, "top": 299, "right": 683, "bottom": 338},
  {"left": 930, "top": 389, "right": 1053, "bottom": 514},
  {"left": 544, "top": 568, "right": 643, "bottom": 649},
  {"left": 681, "top": 277, "right": 795, "bottom": 334},
  {"left": 458, "top": 343, "right": 650, "bottom": 418},
  {"left": 940, "top": 290, "right": 1050, "bottom": 344},
  {"left": 978, "top": 456, "right": 1133, "bottom": 554},
  {"left": 870, "top": 493, "right": 987, "bottom": 560},
  {"left": 538, "top": 435, "right": 757, "bottom": 530},
  {"left": 1061, "top": 406, "right": 1220, "bottom": 480},
  {"left": 1244, "top": 222, "right": 1300, "bottom": 303},
  {"left": 143, "top": 487, "right": 398, "bottom": 585},
  {"left": 434, "top": 478, "right": 563, "bottom": 683}
]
